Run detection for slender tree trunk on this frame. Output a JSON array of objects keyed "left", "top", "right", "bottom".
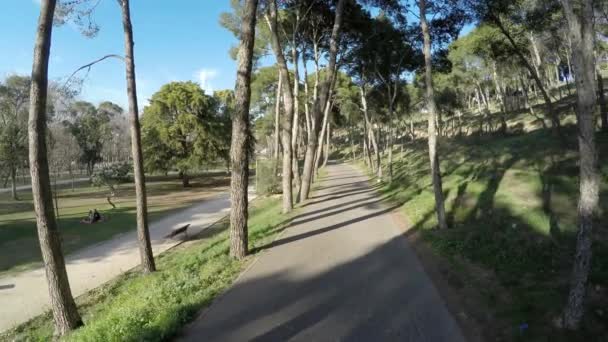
[
  {"left": 493, "top": 15, "right": 562, "bottom": 136},
  {"left": 597, "top": 71, "right": 607, "bottom": 132},
  {"left": 292, "top": 46, "right": 302, "bottom": 201},
  {"left": 119, "top": 0, "right": 155, "bottom": 273},
  {"left": 10, "top": 166, "right": 18, "bottom": 200},
  {"left": 420, "top": 0, "right": 448, "bottom": 230},
  {"left": 229, "top": 0, "right": 258, "bottom": 259},
  {"left": 266, "top": 0, "right": 294, "bottom": 213},
  {"left": 315, "top": 88, "right": 334, "bottom": 175},
  {"left": 28, "top": 0, "right": 83, "bottom": 335},
  {"left": 323, "top": 122, "right": 330, "bottom": 167},
  {"left": 299, "top": 0, "right": 345, "bottom": 201},
  {"left": 274, "top": 71, "right": 282, "bottom": 160},
  {"left": 559, "top": 0, "right": 600, "bottom": 329},
  {"left": 492, "top": 61, "right": 508, "bottom": 134}
]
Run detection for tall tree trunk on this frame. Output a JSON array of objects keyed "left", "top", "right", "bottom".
[
  {"left": 597, "top": 71, "right": 607, "bottom": 132},
  {"left": 493, "top": 15, "right": 562, "bottom": 136},
  {"left": 274, "top": 70, "right": 282, "bottom": 160},
  {"left": 11, "top": 166, "right": 18, "bottom": 200},
  {"left": 420, "top": 0, "right": 448, "bottom": 230},
  {"left": 492, "top": 60, "right": 508, "bottom": 134},
  {"left": 359, "top": 85, "right": 381, "bottom": 176},
  {"left": 119, "top": 0, "right": 155, "bottom": 273},
  {"left": 299, "top": 0, "right": 345, "bottom": 201},
  {"left": 229, "top": 0, "right": 258, "bottom": 259},
  {"left": 28, "top": 0, "right": 83, "bottom": 335},
  {"left": 559, "top": 0, "right": 600, "bottom": 329},
  {"left": 266, "top": 0, "right": 294, "bottom": 213},
  {"left": 292, "top": 45, "right": 302, "bottom": 201},
  {"left": 315, "top": 86, "right": 335, "bottom": 175},
  {"left": 323, "top": 121, "right": 330, "bottom": 167}
]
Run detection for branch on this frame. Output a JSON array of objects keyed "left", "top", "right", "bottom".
[{"left": 63, "top": 54, "right": 125, "bottom": 88}]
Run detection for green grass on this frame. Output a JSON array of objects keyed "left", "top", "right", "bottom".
[
  {"left": 356, "top": 126, "right": 608, "bottom": 341},
  {"left": 1, "top": 196, "right": 293, "bottom": 342},
  {"left": 0, "top": 175, "right": 229, "bottom": 275}
]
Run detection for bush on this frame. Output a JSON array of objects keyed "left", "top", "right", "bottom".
[{"left": 255, "top": 158, "right": 280, "bottom": 196}]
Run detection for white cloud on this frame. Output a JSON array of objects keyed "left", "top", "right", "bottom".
[{"left": 195, "top": 68, "right": 218, "bottom": 94}]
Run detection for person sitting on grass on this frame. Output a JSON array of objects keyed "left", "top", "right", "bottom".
[{"left": 81, "top": 209, "right": 103, "bottom": 224}]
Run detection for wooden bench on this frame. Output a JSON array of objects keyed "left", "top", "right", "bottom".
[{"left": 165, "top": 224, "right": 191, "bottom": 239}]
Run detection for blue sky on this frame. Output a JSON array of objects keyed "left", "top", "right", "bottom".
[
  {"left": 0, "top": 0, "right": 239, "bottom": 108},
  {"left": 0, "top": 1, "right": 475, "bottom": 110}
]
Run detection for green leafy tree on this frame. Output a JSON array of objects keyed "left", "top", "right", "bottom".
[
  {"left": 64, "top": 101, "right": 113, "bottom": 176},
  {"left": 141, "top": 81, "right": 226, "bottom": 187},
  {"left": 92, "top": 162, "right": 131, "bottom": 209},
  {"left": 0, "top": 75, "right": 31, "bottom": 200}
]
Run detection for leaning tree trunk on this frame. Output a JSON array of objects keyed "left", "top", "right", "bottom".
[
  {"left": 266, "top": 0, "right": 294, "bottom": 213},
  {"left": 119, "top": 0, "right": 155, "bottom": 273},
  {"left": 299, "top": 0, "right": 345, "bottom": 202},
  {"left": 493, "top": 15, "right": 562, "bottom": 137},
  {"left": 419, "top": 0, "right": 448, "bottom": 230},
  {"left": 560, "top": 0, "right": 600, "bottom": 330},
  {"left": 229, "top": 0, "right": 258, "bottom": 259},
  {"left": 28, "top": 0, "right": 83, "bottom": 335}
]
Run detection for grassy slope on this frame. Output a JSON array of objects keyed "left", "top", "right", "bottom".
[
  {"left": 2, "top": 196, "right": 294, "bottom": 342},
  {"left": 0, "top": 175, "right": 228, "bottom": 275},
  {"left": 358, "top": 126, "right": 608, "bottom": 340}
]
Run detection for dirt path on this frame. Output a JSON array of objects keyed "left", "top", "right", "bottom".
[
  {"left": 0, "top": 189, "right": 254, "bottom": 332},
  {"left": 178, "top": 163, "right": 465, "bottom": 341}
]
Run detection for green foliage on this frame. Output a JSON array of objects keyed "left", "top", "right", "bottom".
[
  {"left": 2, "top": 197, "right": 294, "bottom": 342},
  {"left": 92, "top": 162, "right": 131, "bottom": 195},
  {"left": 0, "top": 76, "right": 31, "bottom": 177},
  {"left": 364, "top": 128, "right": 608, "bottom": 339},
  {"left": 141, "top": 82, "right": 231, "bottom": 176},
  {"left": 64, "top": 101, "right": 115, "bottom": 175}
]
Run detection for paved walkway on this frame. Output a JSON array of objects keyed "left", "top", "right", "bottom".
[
  {"left": 0, "top": 190, "right": 254, "bottom": 332},
  {"left": 179, "top": 163, "right": 465, "bottom": 341}
]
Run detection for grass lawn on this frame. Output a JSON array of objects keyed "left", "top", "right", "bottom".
[
  {"left": 356, "top": 126, "right": 608, "bottom": 340},
  {"left": 0, "top": 174, "right": 229, "bottom": 275},
  {"left": 1, "top": 195, "right": 294, "bottom": 341}
]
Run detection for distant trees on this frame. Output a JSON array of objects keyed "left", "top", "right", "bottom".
[
  {"left": 64, "top": 101, "right": 113, "bottom": 176},
  {"left": 229, "top": 0, "right": 259, "bottom": 259},
  {"left": 141, "top": 82, "right": 229, "bottom": 186},
  {"left": 0, "top": 76, "right": 30, "bottom": 200},
  {"left": 28, "top": 0, "right": 83, "bottom": 335}
]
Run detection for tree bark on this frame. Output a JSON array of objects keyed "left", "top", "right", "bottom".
[
  {"left": 229, "top": 0, "right": 258, "bottom": 259},
  {"left": 10, "top": 166, "right": 18, "bottom": 200},
  {"left": 119, "top": 0, "right": 155, "bottom": 273},
  {"left": 597, "top": 71, "right": 607, "bottom": 132},
  {"left": 292, "top": 44, "right": 302, "bottom": 201},
  {"left": 492, "top": 60, "right": 508, "bottom": 134},
  {"left": 28, "top": 0, "right": 83, "bottom": 335},
  {"left": 266, "top": 0, "right": 294, "bottom": 213},
  {"left": 420, "top": 0, "right": 448, "bottom": 230},
  {"left": 559, "top": 0, "right": 600, "bottom": 329},
  {"left": 359, "top": 85, "right": 381, "bottom": 176},
  {"left": 299, "top": 0, "right": 345, "bottom": 201},
  {"left": 323, "top": 122, "right": 330, "bottom": 168},
  {"left": 274, "top": 70, "right": 282, "bottom": 160}
]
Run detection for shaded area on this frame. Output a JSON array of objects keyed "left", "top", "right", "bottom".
[{"left": 180, "top": 164, "right": 463, "bottom": 341}]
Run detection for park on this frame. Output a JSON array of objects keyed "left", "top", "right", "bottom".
[{"left": 0, "top": 0, "right": 607, "bottom": 341}]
